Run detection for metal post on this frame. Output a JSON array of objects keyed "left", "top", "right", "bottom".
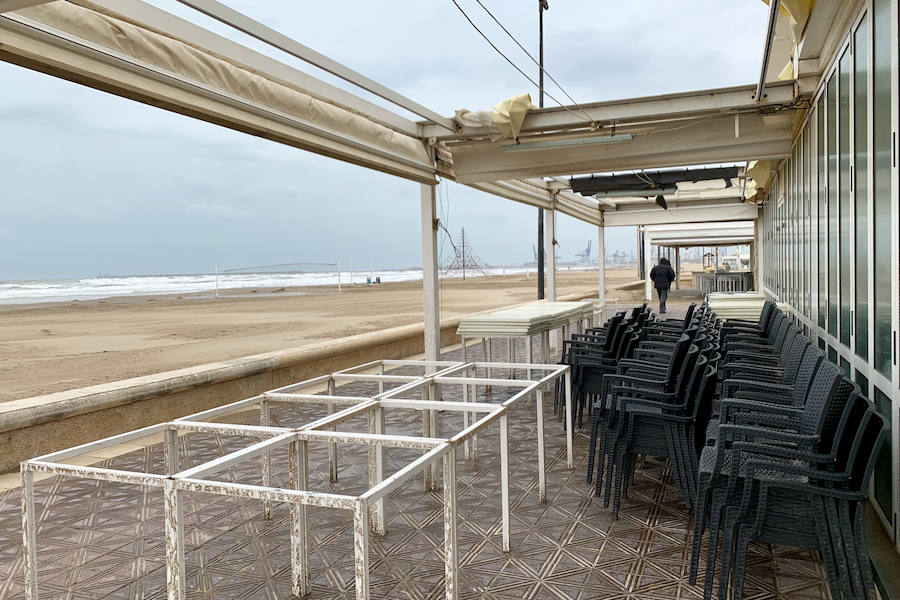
[
  {"left": 368, "top": 407, "right": 385, "bottom": 534},
  {"left": 289, "top": 440, "right": 310, "bottom": 597},
  {"left": 260, "top": 398, "right": 272, "bottom": 519},
  {"left": 421, "top": 183, "right": 440, "bottom": 363},
  {"left": 499, "top": 415, "right": 511, "bottom": 552},
  {"left": 423, "top": 384, "right": 435, "bottom": 491},
  {"left": 164, "top": 479, "right": 186, "bottom": 600},
  {"left": 675, "top": 247, "right": 681, "bottom": 291},
  {"left": 352, "top": 501, "right": 370, "bottom": 600},
  {"left": 546, "top": 208, "right": 556, "bottom": 301},
  {"left": 327, "top": 379, "right": 338, "bottom": 484},
  {"left": 442, "top": 453, "right": 459, "bottom": 600},
  {"left": 165, "top": 428, "right": 179, "bottom": 476},
  {"left": 22, "top": 468, "right": 38, "bottom": 600},
  {"left": 644, "top": 229, "right": 653, "bottom": 301},
  {"left": 564, "top": 369, "right": 574, "bottom": 469},
  {"left": 597, "top": 224, "right": 606, "bottom": 308},
  {"left": 536, "top": 3, "right": 546, "bottom": 301},
  {"left": 536, "top": 387, "right": 547, "bottom": 503}
]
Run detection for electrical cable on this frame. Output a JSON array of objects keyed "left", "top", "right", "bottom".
[
  {"left": 471, "top": 0, "right": 594, "bottom": 123},
  {"left": 449, "top": 0, "right": 593, "bottom": 126}
]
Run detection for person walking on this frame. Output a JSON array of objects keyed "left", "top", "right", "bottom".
[{"left": 649, "top": 256, "right": 676, "bottom": 314}]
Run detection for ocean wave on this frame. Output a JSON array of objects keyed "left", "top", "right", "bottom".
[{"left": 0, "top": 266, "right": 546, "bottom": 305}]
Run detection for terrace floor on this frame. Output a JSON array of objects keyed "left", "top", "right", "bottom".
[{"left": 0, "top": 305, "right": 831, "bottom": 600}]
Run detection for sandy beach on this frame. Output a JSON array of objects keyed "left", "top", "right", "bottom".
[{"left": 0, "top": 268, "right": 648, "bottom": 402}]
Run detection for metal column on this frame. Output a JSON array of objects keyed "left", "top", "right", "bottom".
[
  {"left": 421, "top": 183, "right": 440, "bottom": 364},
  {"left": 644, "top": 229, "right": 653, "bottom": 301}
]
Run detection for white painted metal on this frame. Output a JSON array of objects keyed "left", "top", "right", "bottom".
[
  {"left": 546, "top": 207, "right": 557, "bottom": 302},
  {"left": 21, "top": 469, "right": 37, "bottom": 600},
  {"left": 422, "top": 184, "right": 440, "bottom": 365},
  {"left": 421, "top": 80, "right": 808, "bottom": 139},
  {"left": 644, "top": 229, "right": 653, "bottom": 301},
  {"left": 605, "top": 203, "right": 759, "bottom": 227},
  {"left": 21, "top": 358, "right": 572, "bottom": 599},
  {"left": 597, "top": 223, "right": 606, "bottom": 306}
]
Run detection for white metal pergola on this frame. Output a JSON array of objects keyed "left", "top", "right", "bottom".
[{"left": 0, "top": 0, "right": 813, "bottom": 365}]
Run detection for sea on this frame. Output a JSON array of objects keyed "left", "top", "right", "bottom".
[{"left": 0, "top": 266, "right": 547, "bottom": 305}]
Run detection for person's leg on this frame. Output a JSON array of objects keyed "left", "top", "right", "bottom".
[{"left": 659, "top": 288, "right": 668, "bottom": 313}]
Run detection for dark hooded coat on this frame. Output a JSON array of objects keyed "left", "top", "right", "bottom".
[{"left": 649, "top": 257, "right": 676, "bottom": 291}]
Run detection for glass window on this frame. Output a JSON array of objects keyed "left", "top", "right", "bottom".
[
  {"left": 873, "top": 387, "right": 893, "bottom": 517},
  {"left": 828, "top": 345, "right": 838, "bottom": 364},
  {"left": 855, "top": 370, "right": 869, "bottom": 392},
  {"left": 839, "top": 49, "right": 852, "bottom": 347},
  {"left": 840, "top": 356, "right": 851, "bottom": 378},
  {"left": 854, "top": 19, "right": 869, "bottom": 360},
  {"left": 873, "top": 0, "right": 892, "bottom": 377},
  {"left": 804, "top": 127, "right": 810, "bottom": 317},
  {"left": 827, "top": 73, "right": 839, "bottom": 336},
  {"left": 817, "top": 98, "right": 827, "bottom": 328}
]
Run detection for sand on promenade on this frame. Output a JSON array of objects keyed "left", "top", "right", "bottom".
[{"left": 0, "top": 269, "right": 645, "bottom": 402}]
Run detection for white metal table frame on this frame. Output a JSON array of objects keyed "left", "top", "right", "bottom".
[{"left": 20, "top": 358, "right": 573, "bottom": 600}]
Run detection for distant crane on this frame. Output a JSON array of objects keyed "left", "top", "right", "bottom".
[{"left": 575, "top": 240, "right": 592, "bottom": 263}]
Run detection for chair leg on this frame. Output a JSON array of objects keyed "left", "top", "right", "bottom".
[
  {"left": 586, "top": 402, "right": 602, "bottom": 486},
  {"left": 689, "top": 475, "right": 712, "bottom": 585},
  {"left": 731, "top": 524, "right": 753, "bottom": 600}
]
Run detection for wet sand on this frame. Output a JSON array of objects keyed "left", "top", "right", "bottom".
[{"left": 0, "top": 269, "right": 644, "bottom": 401}]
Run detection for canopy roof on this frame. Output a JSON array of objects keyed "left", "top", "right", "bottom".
[
  {"left": 644, "top": 221, "right": 755, "bottom": 248},
  {"left": 0, "top": 0, "right": 849, "bottom": 227}
]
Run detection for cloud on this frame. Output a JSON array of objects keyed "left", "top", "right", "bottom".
[{"left": 0, "top": 0, "right": 767, "bottom": 279}]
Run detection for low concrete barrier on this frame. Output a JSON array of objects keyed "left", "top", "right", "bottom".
[{"left": 0, "top": 291, "right": 599, "bottom": 472}]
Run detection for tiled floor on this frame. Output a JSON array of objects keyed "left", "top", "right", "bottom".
[{"left": 0, "top": 323, "right": 830, "bottom": 599}]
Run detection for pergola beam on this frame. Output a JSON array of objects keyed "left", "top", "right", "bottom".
[
  {"left": 175, "top": 0, "right": 456, "bottom": 132},
  {"left": 420, "top": 79, "right": 810, "bottom": 139},
  {"left": 604, "top": 202, "right": 758, "bottom": 227}
]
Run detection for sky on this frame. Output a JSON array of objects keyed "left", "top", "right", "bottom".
[{"left": 0, "top": 0, "right": 769, "bottom": 280}]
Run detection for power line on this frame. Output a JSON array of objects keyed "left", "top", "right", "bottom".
[
  {"left": 449, "top": 0, "right": 593, "bottom": 126},
  {"left": 471, "top": 0, "right": 594, "bottom": 122}
]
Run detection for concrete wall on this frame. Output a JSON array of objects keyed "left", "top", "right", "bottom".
[{"left": 0, "top": 291, "right": 599, "bottom": 473}]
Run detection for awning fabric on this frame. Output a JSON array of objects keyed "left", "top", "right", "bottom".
[{"left": 15, "top": 1, "right": 432, "bottom": 172}]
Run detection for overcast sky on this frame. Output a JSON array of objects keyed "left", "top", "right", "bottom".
[{"left": 0, "top": 0, "right": 768, "bottom": 280}]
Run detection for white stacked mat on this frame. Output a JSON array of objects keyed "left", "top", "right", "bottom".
[
  {"left": 706, "top": 291, "right": 766, "bottom": 321},
  {"left": 457, "top": 300, "right": 594, "bottom": 338}
]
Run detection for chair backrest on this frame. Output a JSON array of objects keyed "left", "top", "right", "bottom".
[
  {"left": 681, "top": 303, "right": 697, "bottom": 329},
  {"left": 620, "top": 333, "right": 640, "bottom": 360},
  {"left": 765, "top": 312, "right": 786, "bottom": 344},
  {"left": 790, "top": 346, "right": 825, "bottom": 402},
  {"left": 757, "top": 300, "right": 776, "bottom": 329},
  {"left": 612, "top": 325, "right": 635, "bottom": 359},
  {"left": 770, "top": 319, "right": 792, "bottom": 352},
  {"left": 679, "top": 353, "right": 709, "bottom": 406},
  {"left": 673, "top": 345, "right": 701, "bottom": 396},
  {"left": 798, "top": 361, "right": 843, "bottom": 436},
  {"left": 817, "top": 378, "right": 859, "bottom": 455},
  {"left": 829, "top": 395, "right": 873, "bottom": 474},
  {"left": 778, "top": 325, "right": 800, "bottom": 358},
  {"left": 781, "top": 338, "right": 812, "bottom": 383},
  {"left": 848, "top": 411, "right": 889, "bottom": 493},
  {"left": 664, "top": 334, "right": 693, "bottom": 382}
]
